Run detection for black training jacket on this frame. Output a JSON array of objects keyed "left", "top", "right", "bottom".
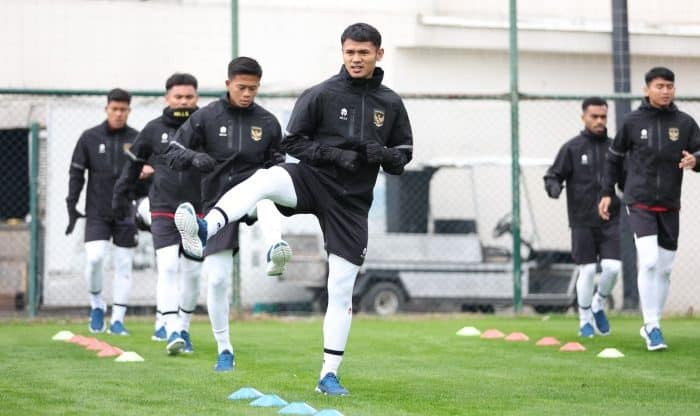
[
  {"left": 164, "top": 95, "right": 283, "bottom": 211},
  {"left": 282, "top": 66, "right": 413, "bottom": 215},
  {"left": 67, "top": 121, "right": 141, "bottom": 220},
  {"left": 544, "top": 129, "right": 620, "bottom": 227},
  {"left": 115, "top": 107, "right": 203, "bottom": 213},
  {"left": 602, "top": 99, "right": 700, "bottom": 209}
]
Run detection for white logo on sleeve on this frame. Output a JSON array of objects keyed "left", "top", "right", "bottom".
[
  {"left": 161, "top": 133, "right": 169, "bottom": 143},
  {"left": 98, "top": 143, "right": 106, "bottom": 154},
  {"left": 339, "top": 108, "right": 348, "bottom": 121},
  {"left": 641, "top": 129, "right": 648, "bottom": 140},
  {"left": 219, "top": 126, "right": 227, "bottom": 137}
]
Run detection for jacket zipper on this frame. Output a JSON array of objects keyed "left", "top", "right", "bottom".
[
  {"left": 656, "top": 118, "right": 662, "bottom": 201},
  {"left": 112, "top": 134, "right": 119, "bottom": 176},
  {"left": 238, "top": 113, "right": 242, "bottom": 152},
  {"left": 228, "top": 119, "right": 234, "bottom": 150},
  {"left": 360, "top": 85, "right": 367, "bottom": 143}
]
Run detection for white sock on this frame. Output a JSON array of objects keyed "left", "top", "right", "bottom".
[
  {"left": 179, "top": 310, "right": 193, "bottom": 332},
  {"left": 256, "top": 199, "right": 283, "bottom": 247},
  {"left": 111, "top": 246, "right": 134, "bottom": 324},
  {"left": 576, "top": 263, "right": 596, "bottom": 324},
  {"left": 84, "top": 240, "right": 107, "bottom": 310},
  {"left": 320, "top": 254, "right": 360, "bottom": 378},
  {"left": 592, "top": 259, "right": 621, "bottom": 312},
  {"left": 205, "top": 167, "right": 297, "bottom": 239},
  {"left": 655, "top": 247, "right": 675, "bottom": 328},
  {"left": 205, "top": 250, "right": 234, "bottom": 354},
  {"left": 206, "top": 209, "right": 226, "bottom": 239},
  {"left": 635, "top": 235, "right": 659, "bottom": 329},
  {"left": 179, "top": 256, "right": 202, "bottom": 332},
  {"left": 156, "top": 245, "right": 180, "bottom": 335},
  {"left": 155, "top": 311, "right": 163, "bottom": 330}
]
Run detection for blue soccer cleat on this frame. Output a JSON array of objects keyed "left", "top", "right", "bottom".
[
  {"left": 174, "top": 202, "right": 207, "bottom": 260},
  {"left": 640, "top": 326, "right": 668, "bottom": 351},
  {"left": 578, "top": 322, "right": 595, "bottom": 338},
  {"left": 166, "top": 332, "right": 185, "bottom": 355},
  {"left": 316, "top": 373, "right": 349, "bottom": 396},
  {"left": 108, "top": 321, "right": 130, "bottom": 336},
  {"left": 214, "top": 350, "right": 235, "bottom": 372},
  {"left": 181, "top": 330, "right": 194, "bottom": 353},
  {"left": 592, "top": 309, "right": 610, "bottom": 335},
  {"left": 89, "top": 308, "right": 106, "bottom": 333},
  {"left": 152, "top": 326, "right": 167, "bottom": 341},
  {"left": 266, "top": 240, "right": 293, "bottom": 277}
]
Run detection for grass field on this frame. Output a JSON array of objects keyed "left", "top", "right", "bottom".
[{"left": 1, "top": 313, "right": 699, "bottom": 415}]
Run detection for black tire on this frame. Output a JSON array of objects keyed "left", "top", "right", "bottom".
[{"left": 360, "top": 282, "right": 405, "bottom": 316}]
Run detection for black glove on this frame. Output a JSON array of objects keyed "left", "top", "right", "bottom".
[
  {"left": 544, "top": 179, "right": 563, "bottom": 199},
  {"left": 65, "top": 202, "right": 85, "bottom": 235},
  {"left": 364, "top": 142, "right": 386, "bottom": 164},
  {"left": 112, "top": 192, "right": 133, "bottom": 220},
  {"left": 191, "top": 152, "right": 217, "bottom": 172},
  {"left": 320, "top": 146, "right": 361, "bottom": 172}
]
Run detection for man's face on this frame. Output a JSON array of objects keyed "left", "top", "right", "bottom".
[
  {"left": 165, "top": 85, "right": 198, "bottom": 109},
  {"left": 225, "top": 74, "right": 260, "bottom": 108},
  {"left": 342, "top": 39, "right": 384, "bottom": 79},
  {"left": 644, "top": 77, "right": 675, "bottom": 108},
  {"left": 582, "top": 105, "right": 608, "bottom": 135},
  {"left": 105, "top": 100, "right": 130, "bottom": 129}
]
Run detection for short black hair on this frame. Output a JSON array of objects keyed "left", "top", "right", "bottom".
[
  {"left": 645, "top": 67, "right": 675, "bottom": 85},
  {"left": 107, "top": 88, "right": 131, "bottom": 104},
  {"left": 165, "top": 73, "right": 198, "bottom": 91},
  {"left": 582, "top": 96, "right": 607, "bottom": 112},
  {"left": 341, "top": 22, "right": 382, "bottom": 49},
  {"left": 227, "top": 57, "right": 262, "bottom": 80}
]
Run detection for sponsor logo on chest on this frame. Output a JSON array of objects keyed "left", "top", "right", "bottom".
[
  {"left": 219, "top": 126, "right": 227, "bottom": 137},
  {"left": 161, "top": 132, "right": 169, "bottom": 143}
]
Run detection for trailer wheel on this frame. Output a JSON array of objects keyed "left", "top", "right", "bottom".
[{"left": 360, "top": 282, "right": 405, "bottom": 316}]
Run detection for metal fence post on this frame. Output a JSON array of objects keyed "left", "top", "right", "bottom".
[
  {"left": 28, "top": 122, "right": 40, "bottom": 317},
  {"left": 509, "top": 0, "right": 522, "bottom": 313}
]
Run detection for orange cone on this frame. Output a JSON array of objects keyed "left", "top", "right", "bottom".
[
  {"left": 86, "top": 340, "right": 109, "bottom": 351},
  {"left": 480, "top": 329, "right": 505, "bottom": 339},
  {"left": 505, "top": 332, "right": 529, "bottom": 342},
  {"left": 67, "top": 335, "right": 85, "bottom": 344},
  {"left": 97, "top": 346, "right": 123, "bottom": 357},
  {"left": 560, "top": 342, "right": 586, "bottom": 352},
  {"left": 536, "top": 337, "right": 561, "bottom": 346}
]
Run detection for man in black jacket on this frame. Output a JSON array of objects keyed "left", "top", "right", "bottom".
[
  {"left": 599, "top": 67, "right": 700, "bottom": 351},
  {"left": 66, "top": 88, "right": 144, "bottom": 336},
  {"left": 544, "top": 97, "right": 621, "bottom": 338},
  {"left": 173, "top": 23, "right": 412, "bottom": 395},
  {"left": 164, "top": 57, "right": 289, "bottom": 372}
]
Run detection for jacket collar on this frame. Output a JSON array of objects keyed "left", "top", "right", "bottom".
[
  {"left": 639, "top": 97, "right": 678, "bottom": 114},
  {"left": 338, "top": 65, "right": 384, "bottom": 90},
  {"left": 581, "top": 128, "right": 608, "bottom": 142},
  {"left": 162, "top": 107, "right": 197, "bottom": 127},
  {"left": 102, "top": 120, "right": 129, "bottom": 135},
  {"left": 220, "top": 94, "right": 256, "bottom": 113}
]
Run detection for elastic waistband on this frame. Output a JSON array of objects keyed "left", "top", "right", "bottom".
[
  {"left": 151, "top": 211, "right": 203, "bottom": 219},
  {"left": 631, "top": 203, "right": 676, "bottom": 213}
]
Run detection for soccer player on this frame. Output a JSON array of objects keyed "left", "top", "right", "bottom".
[
  {"left": 173, "top": 23, "right": 413, "bottom": 395},
  {"left": 164, "top": 57, "right": 290, "bottom": 370},
  {"left": 599, "top": 66, "right": 700, "bottom": 351},
  {"left": 544, "top": 97, "right": 621, "bottom": 338},
  {"left": 66, "top": 88, "right": 145, "bottom": 335}
]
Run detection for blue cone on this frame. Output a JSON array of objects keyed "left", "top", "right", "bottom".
[
  {"left": 314, "top": 410, "right": 345, "bottom": 416},
  {"left": 278, "top": 402, "right": 317, "bottom": 415},
  {"left": 249, "top": 394, "right": 288, "bottom": 407},
  {"left": 228, "top": 387, "right": 264, "bottom": 400}
]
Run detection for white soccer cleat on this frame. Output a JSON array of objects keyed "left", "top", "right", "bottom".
[{"left": 266, "top": 240, "right": 292, "bottom": 277}]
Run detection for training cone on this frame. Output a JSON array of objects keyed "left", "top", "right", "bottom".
[
  {"left": 97, "top": 346, "right": 123, "bottom": 358},
  {"left": 597, "top": 348, "right": 624, "bottom": 358},
  {"left": 560, "top": 342, "right": 586, "bottom": 352},
  {"left": 536, "top": 337, "right": 561, "bottom": 346},
  {"left": 480, "top": 329, "right": 505, "bottom": 339},
  {"left": 249, "top": 394, "right": 288, "bottom": 407},
  {"left": 67, "top": 335, "right": 86, "bottom": 344},
  {"left": 228, "top": 387, "right": 264, "bottom": 401},
  {"left": 76, "top": 337, "right": 96, "bottom": 347},
  {"left": 52, "top": 330, "right": 75, "bottom": 341},
  {"left": 278, "top": 402, "right": 317, "bottom": 415},
  {"left": 505, "top": 332, "right": 529, "bottom": 342},
  {"left": 86, "top": 340, "right": 109, "bottom": 351},
  {"left": 456, "top": 326, "right": 481, "bottom": 336},
  {"left": 114, "top": 351, "right": 144, "bottom": 362},
  {"left": 314, "top": 410, "right": 345, "bottom": 416}
]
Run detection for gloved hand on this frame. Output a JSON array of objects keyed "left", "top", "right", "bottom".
[
  {"left": 111, "top": 192, "right": 133, "bottom": 220},
  {"left": 320, "top": 146, "right": 361, "bottom": 172},
  {"left": 364, "top": 142, "right": 386, "bottom": 164},
  {"left": 65, "top": 202, "right": 85, "bottom": 235},
  {"left": 544, "top": 179, "right": 563, "bottom": 199},
  {"left": 191, "top": 152, "right": 217, "bottom": 172}
]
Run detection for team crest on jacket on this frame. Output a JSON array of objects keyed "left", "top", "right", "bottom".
[
  {"left": 669, "top": 127, "right": 679, "bottom": 141},
  {"left": 251, "top": 126, "right": 263, "bottom": 141},
  {"left": 373, "top": 109, "right": 385, "bottom": 127}
]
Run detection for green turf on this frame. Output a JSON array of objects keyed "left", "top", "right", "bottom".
[{"left": 0, "top": 314, "right": 699, "bottom": 415}]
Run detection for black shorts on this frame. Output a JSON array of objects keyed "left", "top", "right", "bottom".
[
  {"left": 279, "top": 163, "right": 368, "bottom": 266},
  {"left": 150, "top": 214, "right": 239, "bottom": 255},
  {"left": 570, "top": 221, "right": 620, "bottom": 264},
  {"left": 626, "top": 205, "right": 679, "bottom": 251},
  {"left": 85, "top": 216, "right": 138, "bottom": 248}
]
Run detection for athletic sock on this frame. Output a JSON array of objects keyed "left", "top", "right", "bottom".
[
  {"left": 320, "top": 351, "right": 344, "bottom": 378},
  {"left": 214, "top": 328, "right": 233, "bottom": 354},
  {"left": 179, "top": 309, "right": 194, "bottom": 332},
  {"left": 635, "top": 235, "right": 658, "bottom": 328},
  {"left": 576, "top": 263, "right": 596, "bottom": 322},
  {"left": 90, "top": 293, "right": 106, "bottom": 311},
  {"left": 111, "top": 304, "right": 127, "bottom": 324}
]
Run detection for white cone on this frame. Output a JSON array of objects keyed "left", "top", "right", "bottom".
[
  {"left": 456, "top": 326, "right": 481, "bottom": 336},
  {"left": 597, "top": 348, "right": 624, "bottom": 358},
  {"left": 52, "top": 330, "right": 75, "bottom": 341},
  {"left": 115, "top": 351, "right": 145, "bottom": 362}
]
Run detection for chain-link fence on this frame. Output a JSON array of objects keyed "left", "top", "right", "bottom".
[{"left": 1, "top": 91, "right": 700, "bottom": 316}]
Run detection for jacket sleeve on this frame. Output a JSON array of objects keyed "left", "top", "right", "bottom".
[
  {"left": 280, "top": 88, "right": 335, "bottom": 164},
  {"left": 687, "top": 118, "right": 700, "bottom": 172},
  {"left": 381, "top": 100, "right": 413, "bottom": 175},
  {"left": 602, "top": 124, "right": 629, "bottom": 196},
  {"left": 163, "top": 110, "right": 206, "bottom": 170},
  {"left": 264, "top": 119, "right": 286, "bottom": 168},
  {"left": 114, "top": 130, "right": 152, "bottom": 199},
  {"left": 66, "top": 133, "right": 89, "bottom": 205},
  {"left": 543, "top": 142, "right": 572, "bottom": 184}
]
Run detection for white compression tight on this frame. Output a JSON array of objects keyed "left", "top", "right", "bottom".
[
  {"left": 205, "top": 167, "right": 297, "bottom": 239},
  {"left": 635, "top": 235, "right": 675, "bottom": 329},
  {"left": 592, "top": 259, "right": 621, "bottom": 312},
  {"left": 84, "top": 241, "right": 133, "bottom": 323},
  {"left": 156, "top": 245, "right": 202, "bottom": 335},
  {"left": 85, "top": 240, "right": 108, "bottom": 310},
  {"left": 204, "top": 250, "right": 235, "bottom": 354},
  {"left": 320, "top": 254, "right": 360, "bottom": 379},
  {"left": 576, "top": 263, "right": 597, "bottom": 324}
]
